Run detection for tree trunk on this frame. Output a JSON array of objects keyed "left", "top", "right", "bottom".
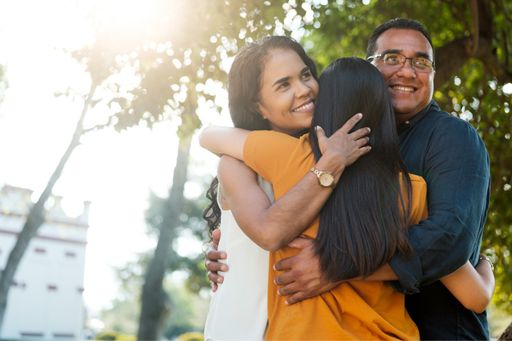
[
  {"left": 0, "top": 84, "right": 95, "bottom": 332},
  {"left": 137, "top": 130, "right": 192, "bottom": 341},
  {"left": 434, "top": 0, "right": 512, "bottom": 88}
]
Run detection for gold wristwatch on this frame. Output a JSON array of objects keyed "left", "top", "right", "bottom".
[{"left": 310, "top": 167, "right": 336, "bottom": 188}]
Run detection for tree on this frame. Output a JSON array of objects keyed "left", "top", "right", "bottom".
[
  {"left": 0, "top": 56, "right": 105, "bottom": 330},
  {"left": 101, "top": 189, "right": 211, "bottom": 337}
]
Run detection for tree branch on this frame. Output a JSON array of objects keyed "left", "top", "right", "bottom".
[
  {"left": 82, "top": 114, "right": 116, "bottom": 135},
  {"left": 468, "top": 0, "right": 479, "bottom": 55}
]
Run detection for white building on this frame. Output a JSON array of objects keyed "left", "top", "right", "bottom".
[{"left": 0, "top": 185, "right": 90, "bottom": 340}]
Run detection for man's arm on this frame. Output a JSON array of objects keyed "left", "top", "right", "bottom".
[
  {"left": 273, "top": 239, "right": 495, "bottom": 310},
  {"left": 389, "top": 117, "right": 491, "bottom": 293}
]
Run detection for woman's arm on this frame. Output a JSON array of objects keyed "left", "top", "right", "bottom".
[
  {"left": 201, "top": 115, "right": 371, "bottom": 251},
  {"left": 218, "top": 156, "right": 302, "bottom": 251},
  {"left": 440, "top": 258, "right": 495, "bottom": 313},
  {"left": 218, "top": 150, "right": 359, "bottom": 251},
  {"left": 199, "top": 126, "right": 249, "bottom": 160}
]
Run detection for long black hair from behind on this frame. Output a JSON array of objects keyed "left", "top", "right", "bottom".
[
  {"left": 310, "top": 57, "right": 412, "bottom": 281},
  {"left": 203, "top": 36, "right": 318, "bottom": 236}
]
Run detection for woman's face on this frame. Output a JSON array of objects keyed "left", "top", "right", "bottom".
[{"left": 258, "top": 48, "right": 319, "bottom": 135}]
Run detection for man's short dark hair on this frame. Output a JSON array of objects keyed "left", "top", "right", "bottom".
[{"left": 366, "top": 18, "right": 434, "bottom": 58}]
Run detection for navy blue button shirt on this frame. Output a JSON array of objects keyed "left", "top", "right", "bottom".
[{"left": 390, "top": 101, "right": 491, "bottom": 340}]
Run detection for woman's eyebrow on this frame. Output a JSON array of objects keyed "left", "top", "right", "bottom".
[
  {"left": 272, "top": 76, "right": 290, "bottom": 88},
  {"left": 272, "top": 67, "right": 310, "bottom": 88}
]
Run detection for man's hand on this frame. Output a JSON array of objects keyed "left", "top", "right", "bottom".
[
  {"left": 205, "top": 229, "right": 228, "bottom": 292},
  {"left": 274, "top": 237, "right": 339, "bottom": 304}
]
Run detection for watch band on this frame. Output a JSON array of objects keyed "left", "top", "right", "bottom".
[{"left": 310, "top": 167, "right": 335, "bottom": 188}]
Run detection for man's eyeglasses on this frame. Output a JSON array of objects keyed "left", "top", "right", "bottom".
[{"left": 367, "top": 52, "right": 435, "bottom": 72}]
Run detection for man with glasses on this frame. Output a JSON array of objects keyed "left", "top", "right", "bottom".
[
  {"left": 357, "top": 18, "right": 490, "bottom": 339},
  {"left": 206, "top": 18, "right": 491, "bottom": 339}
]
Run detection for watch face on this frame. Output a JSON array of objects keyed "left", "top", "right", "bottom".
[{"left": 319, "top": 173, "right": 334, "bottom": 187}]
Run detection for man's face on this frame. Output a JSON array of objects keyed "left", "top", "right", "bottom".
[{"left": 372, "top": 28, "right": 435, "bottom": 123}]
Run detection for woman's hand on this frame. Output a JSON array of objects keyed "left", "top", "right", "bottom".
[{"left": 315, "top": 113, "right": 371, "bottom": 181}]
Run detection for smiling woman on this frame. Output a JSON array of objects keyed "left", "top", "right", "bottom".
[
  {"left": 201, "top": 36, "right": 329, "bottom": 340},
  {"left": 258, "top": 48, "right": 319, "bottom": 135}
]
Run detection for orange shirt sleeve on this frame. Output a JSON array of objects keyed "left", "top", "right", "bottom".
[{"left": 243, "top": 130, "right": 303, "bottom": 184}]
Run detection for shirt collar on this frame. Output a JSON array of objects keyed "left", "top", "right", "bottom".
[{"left": 397, "top": 100, "right": 439, "bottom": 134}]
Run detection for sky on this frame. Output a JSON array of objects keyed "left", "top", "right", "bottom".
[{"left": 0, "top": 0, "right": 229, "bottom": 316}]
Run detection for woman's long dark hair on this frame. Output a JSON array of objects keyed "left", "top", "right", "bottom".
[
  {"left": 203, "top": 36, "right": 318, "bottom": 235},
  {"left": 310, "top": 57, "right": 412, "bottom": 280}
]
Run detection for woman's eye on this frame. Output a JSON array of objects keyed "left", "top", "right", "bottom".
[
  {"left": 302, "top": 71, "right": 312, "bottom": 79},
  {"left": 277, "top": 82, "right": 289, "bottom": 90}
]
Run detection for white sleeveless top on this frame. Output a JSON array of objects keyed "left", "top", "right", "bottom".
[{"left": 204, "top": 177, "right": 273, "bottom": 341}]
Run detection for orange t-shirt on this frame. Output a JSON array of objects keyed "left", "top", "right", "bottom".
[{"left": 244, "top": 131, "right": 428, "bottom": 340}]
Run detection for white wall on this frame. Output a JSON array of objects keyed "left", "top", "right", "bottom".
[{"left": 0, "top": 186, "right": 88, "bottom": 340}]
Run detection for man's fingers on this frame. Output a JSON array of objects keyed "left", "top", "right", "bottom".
[
  {"left": 339, "top": 113, "right": 363, "bottom": 133},
  {"left": 285, "top": 292, "right": 310, "bottom": 305},
  {"left": 273, "top": 257, "right": 294, "bottom": 271},
  {"left": 211, "top": 229, "right": 221, "bottom": 249},
  {"left": 278, "top": 283, "right": 299, "bottom": 296},
  {"left": 208, "top": 271, "right": 224, "bottom": 284},
  {"left": 206, "top": 249, "right": 227, "bottom": 261},
  {"left": 205, "top": 259, "right": 229, "bottom": 272},
  {"left": 274, "top": 271, "right": 296, "bottom": 286}
]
